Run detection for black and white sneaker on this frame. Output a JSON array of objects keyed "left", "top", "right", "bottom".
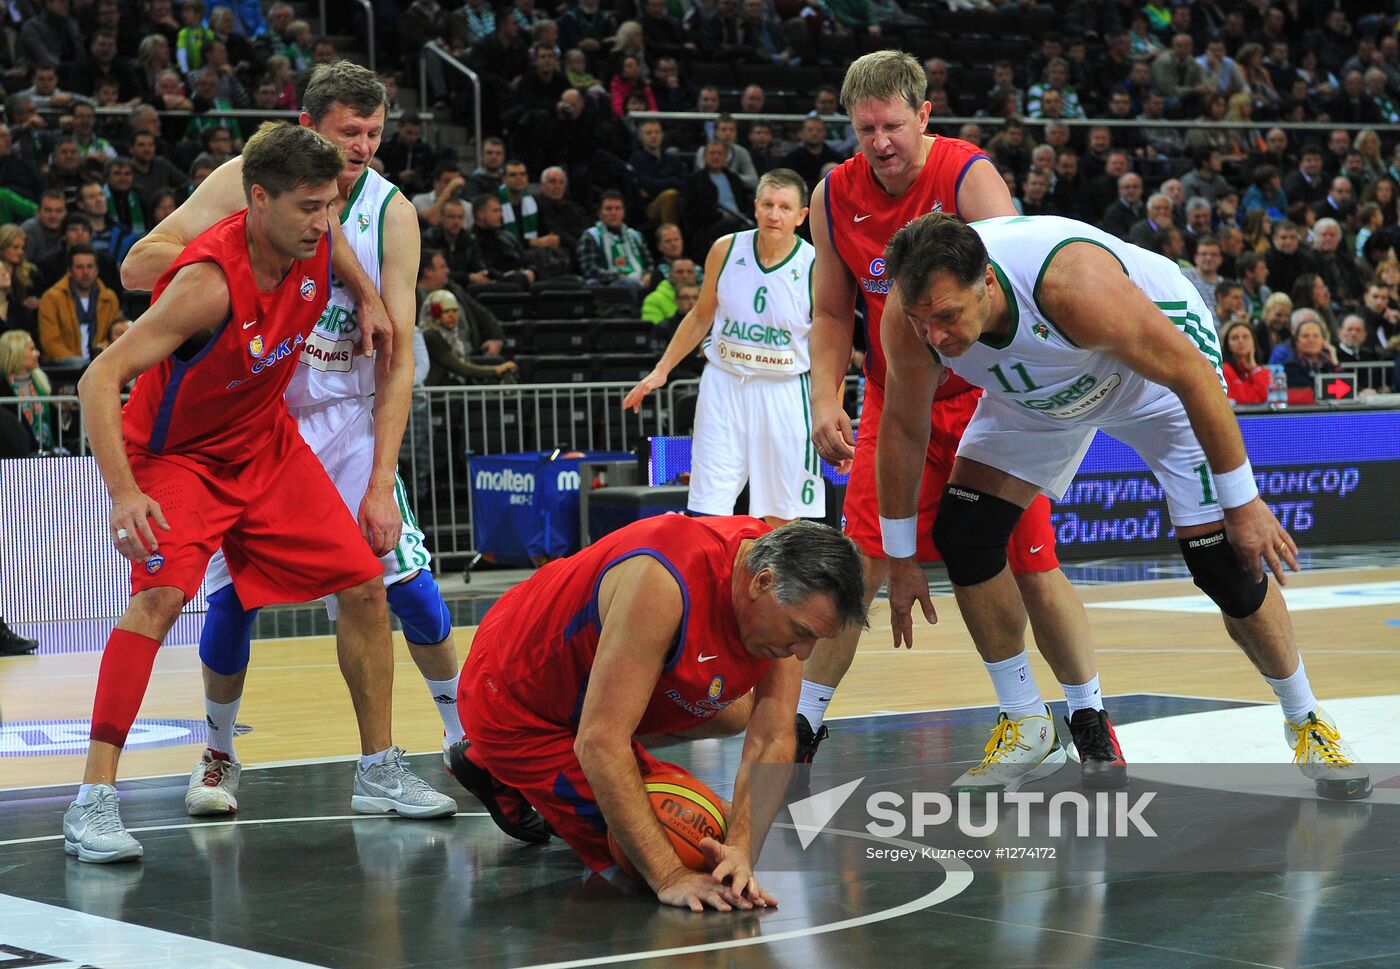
[
  {"left": 795, "top": 714, "right": 829, "bottom": 765},
  {"left": 1066, "top": 708, "right": 1129, "bottom": 790},
  {"left": 447, "top": 740, "right": 552, "bottom": 843}
]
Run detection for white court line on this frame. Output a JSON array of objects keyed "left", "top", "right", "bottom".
[
  {"left": 511, "top": 824, "right": 974, "bottom": 969},
  {"left": 0, "top": 694, "right": 1268, "bottom": 794},
  {"left": 0, "top": 893, "right": 326, "bottom": 969},
  {"left": 0, "top": 812, "right": 491, "bottom": 849}
]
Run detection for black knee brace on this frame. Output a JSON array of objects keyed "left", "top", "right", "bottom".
[
  {"left": 932, "top": 485, "right": 1025, "bottom": 587},
  {"left": 1179, "top": 529, "right": 1268, "bottom": 619}
]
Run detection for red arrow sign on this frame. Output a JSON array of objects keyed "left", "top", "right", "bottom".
[{"left": 1326, "top": 378, "right": 1353, "bottom": 399}]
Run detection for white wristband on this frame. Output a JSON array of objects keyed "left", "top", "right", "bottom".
[
  {"left": 1213, "top": 459, "right": 1258, "bottom": 509},
  {"left": 880, "top": 515, "right": 918, "bottom": 559}
]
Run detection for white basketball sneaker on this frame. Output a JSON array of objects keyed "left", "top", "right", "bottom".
[
  {"left": 1286, "top": 707, "right": 1371, "bottom": 800},
  {"left": 185, "top": 749, "right": 242, "bottom": 816},
  {"left": 951, "top": 706, "right": 1068, "bottom": 793}
]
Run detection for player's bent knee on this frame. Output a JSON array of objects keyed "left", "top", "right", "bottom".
[
  {"left": 126, "top": 586, "right": 186, "bottom": 631},
  {"left": 199, "top": 585, "right": 259, "bottom": 675},
  {"left": 932, "top": 485, "right": 1023, "bottom": 587},
  {"left": 335, "top": 578, "right": 388, "bottom": 618},
  {"left": 386, "top": 569, "right": 452, "bottom": 645},
  {"left": 1179, "top": 530, "right": 1268, "bottom": 619}
]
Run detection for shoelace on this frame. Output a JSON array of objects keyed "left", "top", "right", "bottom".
[
  {"left": 970, "top": 717, "right": 1024, "bottom": 772},
  {"left": 1073, "top": 715, "right": 1117, "bottom": 761},
  {"left": 377, "top": 748, "right": 440, "bottom": 798},
  {"left": 201, "top": 761, "right": 229, "bottom": 788},
  {"left": 1292, "top": 716, "right": 1353, "bottom": 766},
  {"left": 86, "top": 792, "right": 127, "bottom": 835}
]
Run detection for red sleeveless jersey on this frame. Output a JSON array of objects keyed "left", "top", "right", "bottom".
[
  {"left": 123, "top": 210, "right": 331, "bottom": 464},
  {"left": 824, "top": 135, "right": 986, "bottom": 397},
  {"left": 469, "top": 515, "right": 774, "bottom": 736}
]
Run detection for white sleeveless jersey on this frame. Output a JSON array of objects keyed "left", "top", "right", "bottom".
[
  {"left": 946, "top": 215, "right": 1224, "bottom": 424},
  {"left": 703, "top": 230, "right": 815, "bottom": 379},
  {"left": 285, "top": 169, "right": 400, "bottom": 407}
]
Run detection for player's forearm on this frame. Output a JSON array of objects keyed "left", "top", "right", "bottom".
[
  {"left": 77, "top": 365, "right": 140, "bottom": 500},
  {"left": 369, "top": 331, "right": 414, "bottom": 492},
  {"left": 809, "top": 313, "right": 854, "bottom": 402},
  {"left": 654, "top": 307, "right": 712, "bottom": 376},
  {"left": 729, "top": 722, "right": 796, "bottom": 859},
  {"left": 876, "top": 391, "right": 932, "bottom": 519},
  {"left": 121, "top": 230, "right": 186, "bottom": 291},
  {"left": 576, "top": 733, "right": 688, "bottom": 887},
  {"left": 1179, "top": 377, "right": 1250, "bottom": 476}
]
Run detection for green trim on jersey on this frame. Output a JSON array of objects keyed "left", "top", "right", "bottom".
[
  {"left": 755, "top": 234, "right": 802, "bottom": 274},
  {"left": 713, "top": 234, "right": 738, "bottom": 283},
  {"left": 799, "top": 372, "right": 818, "bottom": 475},
  {"left": 377, "top": 185, "right": 399, "bottom": 270},
  {"left": 980, "top": 260, "right": 1019, "bottom": 350},
  {"left": 1030, "top": 237, "right": 1127, "bottom": 349},
  {"left": 340, "top": 170, "right": 369, "bottom": 225},
  {"left": 1156, "top": 301, "right": 1226, "bottom": 387}
]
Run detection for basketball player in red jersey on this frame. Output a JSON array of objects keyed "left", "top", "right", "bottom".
[
  {"left": 64, "top": 124, "right": 453, "bottom": 865},
  {"left": 804, "top": 51, "right": 1126, "bottom": 792},
  {"left": 449, "top": 517, "right": 865, "bottom": 912}
]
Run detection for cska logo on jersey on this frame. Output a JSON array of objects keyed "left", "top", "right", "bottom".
[
  {"left": 300, "top": 275, "right": 317, "bottom": 301},
  {"left": 248, "top": 335, "right": 265, "bottom": 358},
  {"left": 930, "top": 199, "right": 943, "bottom": 213},
  {"left": 1033, "top": 322, "right": 1051, "bottom": 341},
  {"left": 706, "top": 675, "right": 725, "bottom": 701}
]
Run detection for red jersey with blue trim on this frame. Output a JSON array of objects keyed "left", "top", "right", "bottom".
[
  {"left": 122, "top": 210, "right": 331, "bottom": 464},
  {"left": 469, "top": 515, "right": 773, "bottom": 735},
  {"left": 824, "top": 135, "right": 986, "bottom": 398}
]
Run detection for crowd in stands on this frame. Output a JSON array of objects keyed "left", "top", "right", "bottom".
[{"left": 5, "top": 0, "right": 1400, "bottom": 453}]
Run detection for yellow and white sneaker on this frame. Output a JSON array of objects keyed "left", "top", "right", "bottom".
[
  {"left": 185, "top": 749, "right": 241, "bottom": 816},
  {"left": 1286, "top": 707, "right": 1371, "bottom": 800},
  {"left": 951, "top": 706, "right": 1068, "bottom": 794}
]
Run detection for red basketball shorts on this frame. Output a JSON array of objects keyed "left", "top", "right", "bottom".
[
  {"left": 842, "top": 386, "right": 1059, "bottom": 572},
  {"left": 126, "top": 421, "right": 382, "bottom": 609},
  {"left": 459, "top": 655, "right": 685, "bottom": 873}
]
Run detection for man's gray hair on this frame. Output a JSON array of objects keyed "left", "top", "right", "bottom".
[
  {"left": 745, "top": 521, "right": 867, "bottom": 630},
  {"left": 1185, "top": 196, "right": 1212, "bottom": 214}
]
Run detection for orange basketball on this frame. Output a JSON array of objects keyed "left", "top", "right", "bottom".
[{"left": 606, "top": 772, "right": 728, "bottom": 881}]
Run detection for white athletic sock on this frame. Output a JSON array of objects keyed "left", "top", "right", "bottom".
[
  {"left": 76, "top": 783, "right": 96, "bottom": 805},
  {"left": 359, "top": 748, "right": 391, "bottom": 771},
  {"left": 204, "top": 697, "right": 241, "bottom": 760},
  {"left": 1061, "top": 675, "right": 1103, "bottom": 716},
  {"left": 424, "top": 674, "right": 463, "bottom": 741},
  {"left": 796, "top": 679, "right": 834, "bottom": 731},
  {"left": 984, "top": 648, "right": 1045, "bottom": 721},
  {"left": 1264, "top": 659, "right": 1319, "bottom": 725}
]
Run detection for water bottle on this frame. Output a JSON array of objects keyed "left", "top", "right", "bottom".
[{"left": 1267, "top": 364, "right": 1287, "bottom": 410}]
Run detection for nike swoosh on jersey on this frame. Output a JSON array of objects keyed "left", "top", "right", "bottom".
[
  {"left": 854, "top": 214, "right": 873, "bottom": 222},
  {"left": 698, "top": 653, "right": 718, "bottom": 663},
  {"left": 1029, "top": 544, "right": 1044, "bottom": 553},
  {"left": 241, "top": 319, "right": 258, "bottom": 329}
]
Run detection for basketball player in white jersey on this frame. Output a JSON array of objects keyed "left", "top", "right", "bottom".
[
  {"left": 624, "top": 168, "right": 824, "bottom": 525},
  {"left": 877, "top": 213, "right": 1369, "bottom": 799},
  {"left": 121, "top": 62, "right": 462, "bottom": 817}
]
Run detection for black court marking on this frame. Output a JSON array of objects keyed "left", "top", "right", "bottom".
[{"left": 2, "top": 698, "right": 1398, "bottom": 969}]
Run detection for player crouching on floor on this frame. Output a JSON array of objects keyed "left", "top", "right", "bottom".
[{"left": 448, "top": 516, "right": 866, "bottom": 911}]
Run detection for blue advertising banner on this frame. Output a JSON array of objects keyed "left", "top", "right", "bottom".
[
  {"left": 645, "top": 409, "right": 1400, "bottom": 559},
  {"left": 470, "top": 451, "right": 632, "bottom": 564}
]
